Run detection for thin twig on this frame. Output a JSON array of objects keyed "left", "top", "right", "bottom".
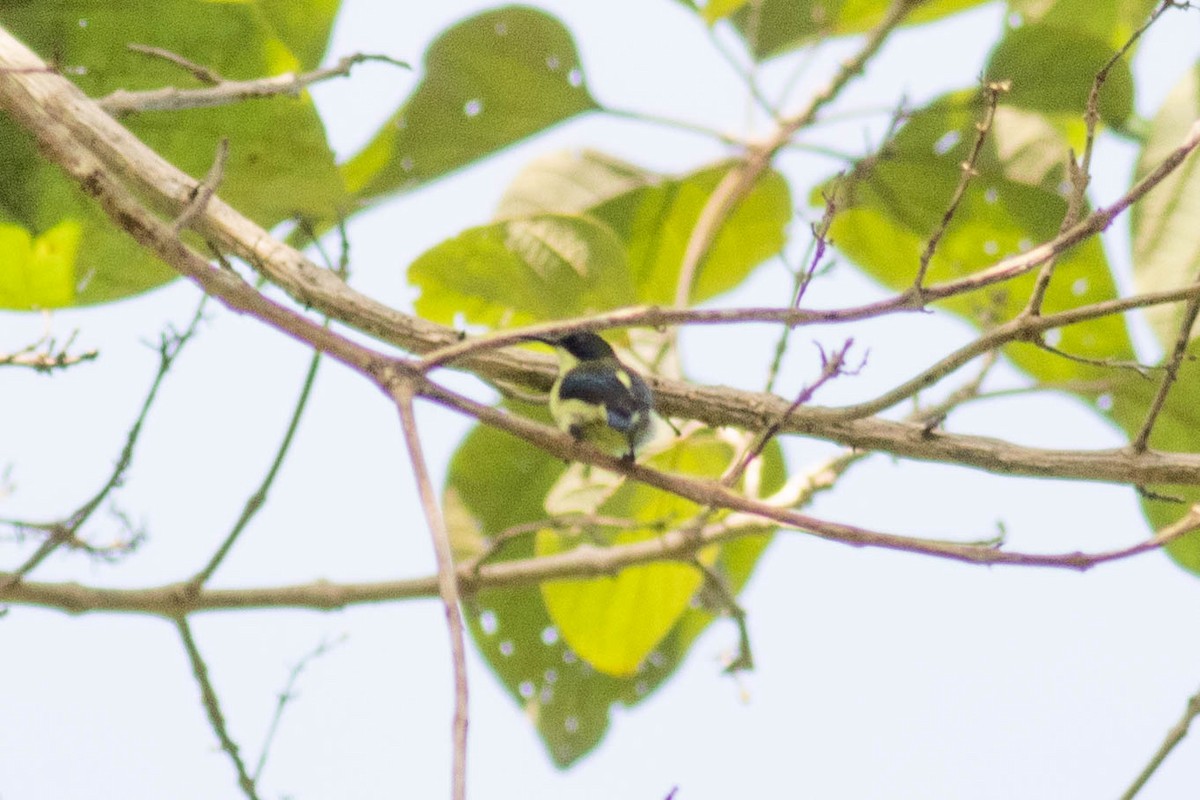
[
  {"left": 1023, "top": 3, "right": 1176, "bottom": 316},
  {"left": 0, "top": 299, "right": 206, "bottom": 589},
  {"left": 253, "top": 635, "right": 348, "bottom": 783},
  {"left": 189, "top": 345, "right": 322, "bottom": 588},
  {"left": 1034, "top": 341, "right": 1156, "bottom": 378},
  {"left": 127, "top": 43, "right": 225, "bottom": 84},
  {"left": 172, "top": 137, "right": 229, "bottom": 234},
  {"left": 673, "top": 0, "right": 923, "bottom": 308},
  {"left": 913, "top": 80, "right": 1006, "bottom": 290},
  {"left": 694, "top": 560, "right": 754, "bottom": 673},
  {"left": 5, "top": 496, "right": 1199, "bottom": 618},
  {"left": 0, "top": 332, "right": 97, "bottom": 372},
  {"left": 394, "top": 386, "right": 468, "bottom": 800},
  {"left": 176, "top": 617, "right": 261, "bottom": 800},
  {"left": 602, "top": 105, "right": 744, "bottom": 146},
  {"left": 1131, "top": 279, "right": 1200, "bottom": 451},
  {"left": 733, "top": 340, "right": 857, "bottom": 481},
  {"left": 1119, "top": 683, "right": 1200, "bottom": 800},
  {"left": 99, "top": 52, "right": 408, "bottom": 114}
]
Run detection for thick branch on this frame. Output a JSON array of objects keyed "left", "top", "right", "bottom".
[{"left": 4, "top": 29, "right": 1200, "bottom": 489}]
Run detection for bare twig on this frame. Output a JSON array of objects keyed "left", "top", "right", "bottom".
[
  {"left": 99, "top": 52, "right": 408, "bottom": 115},
  {"left": 913, "top": 80, "right": 1006, "bottom": 290},
  {"left": 694, "top": 560, "right": 754, "bottom": 673},
  {"left": 733, "top": 340, "right": 857, "bottom": 481},
  {"left": 394, "top": 386, "right": 468, "bottom": 800},
  {"left": 1120, "top": 683, "right": 1200, "bottom": 800},
  {"left": 0, "top": 300, "right": 206, "bottom": 588},
  {"left": 127, "top": 43, "right": 225, "bottom": 84},
  {"left": 5, "top": 497, "right": 1199, "bottom": 618},
  {"left": 1034, "top": 340, "right": 1156, "bottom": 378},
  {"left": 189, "top": 345, "right": 322, "bottom": 588},
  {"left": 253, "top": 635, "right": 348, "bottom": 782},
  {"left": 0, "top": 331, "right": 97, "bottom": 372},
  {"left": 1023, "top": 2, "right": 1177, "bottom": 316},
  {"left": 1131, "top": 279, "right": 1200, "bottom": 451},
  {"left": 176, "top": 617, "right": 261, "bottom": 800},
  {"left": 172, "top": 137, "right": 228, "bottom": 234}
]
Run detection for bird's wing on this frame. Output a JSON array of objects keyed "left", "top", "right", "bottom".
[{"left": 557, "top": 361, "right": 651, "bottom": 433}]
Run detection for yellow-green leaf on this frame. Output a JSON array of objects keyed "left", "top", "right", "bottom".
[
  {"left": 538, "top": 529, "right": 707, "bottom": 677},
  {"left": 1131, "top": 63, "right": 1200, "bottom": 350},
  {"left": 408, "top": 214, "right": 636, "bottom": 328},
  {"left": 0, "top": 221, "right": 81, "bottom": 309}
]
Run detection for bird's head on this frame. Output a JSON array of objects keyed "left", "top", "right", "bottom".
[{"left": 532, "top": 331, "right": 617, "bottom": 369}]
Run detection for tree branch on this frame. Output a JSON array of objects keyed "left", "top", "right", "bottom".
[
  {"left": 394, "top": 385, "right": 469, "bottom": 800},
  {"left": 176, "top": 617, "right": 261, "bottom": 800},
  {"left": 98, "top": 52, "right": 408, "bottom": 115}
]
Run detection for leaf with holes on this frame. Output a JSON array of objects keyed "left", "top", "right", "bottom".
[
  {"left": 445, "top": 406, "right": 785, "bottom": 766},
  {"left": 408, "top": 214, "right": 636, "bottom": 328},
  {"left": 341, "top": 6, "right": 598, "bottom": 205},
  {"left": 535, "top": 437, "right": 735, "bottom": 678},
  {"left": 817, "top": 90, "right": 1134, "bottom": 386},
  {"left": 722, "top": 0, "right": 990, "bottom": 61},
  {"left": 1131, "top": 64, "right": 1200, "bottom": 351},
  {"left": 0, "top": 0, "right": 346, "bottom": 309},
  {"left": 496, "top": 150, "right": 792, "bottom": 306}
]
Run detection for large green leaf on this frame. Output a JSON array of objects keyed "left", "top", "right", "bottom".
[
  {"left": 985, "top": 24, "right": 1134, "bottom": 130},
  {"left": 408, "top": 214, "right": 636, "bottom": 328},
  {"left": 496, "top": 150, "right": 793, "bottom": 306},
  {"left": 1007, "top": 0, "right": 1160, "bottom": 50},
  {"left": 446, "top": 406, "right": 784, "bottom": 766},
  {"left": 340, "top": 6, "right": 598, "bottom": 204},
  {"left": 1131, "top": 63, "right": 1200, "bottom": 350},
  {"left": 725, "top": 0, "right": 990, "bottom": 61},
  {"left": 536, "top": 438, "right": 733, "bottom": 678},
  {"left": 0, "top": 0, "right": 345, "bottom": 309},
  {"left": 819, "top": 91, "right": 1134, "bottom": 384}
]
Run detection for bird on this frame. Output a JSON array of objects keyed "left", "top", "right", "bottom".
[{"left": 535, "top": 331, "right": 655, "bottom": 462}]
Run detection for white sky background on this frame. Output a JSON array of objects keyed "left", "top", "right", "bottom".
[{"left": 3, "top": 1, "right": 1200, "bottom": 798}]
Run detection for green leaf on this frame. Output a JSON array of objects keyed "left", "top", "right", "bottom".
[
  {"left": 408, "top": 214, "right": 636, "bottom": 328},
  {"left": 497, "top": 150, "right": 792, "bottom": 306},
  {"left": 727, "top": 0, "right": 991, "bottom": 61},
  {"left": 445, "top": 407, "right": 785, "bottom": 766},
  {"left": 1131, "top": 63, "right": 1200, "bottom": 350},
  {"left": 496, "top": 150, "right": 659, "bottom": 219},
  {"left": 819, "top": 92, "right": 1134, "bottom": 384},
  {"left": 258, "top": 0, "right": 341, "bottom": 70},
  {"left": 1007, "top": 0, "right": 1160, "bottom": 50},
  {"left": 0, "top": 221, "right": 81, "bottom": 310},
  {"left": 701, "top": 0, "right": 752, "bottom": 24},
  {"left": 340, "top": 6, "right": 598, "bottom": 204},
  {"left": 537, "top": 531, "right": 707, "bottom": 677},
  {"left": 0, "top": 0, "right": 345, "bottom": 309},
  {"left": 536, "top": 438, "right": 733, "bottom": 678},
  {"left": 985, "top": 24, "right": 1134, "bottom": 129}
]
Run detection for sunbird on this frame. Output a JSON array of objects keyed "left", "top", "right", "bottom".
[{"left": 535, "top": 332, "right": 655, "bottom": 461}]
